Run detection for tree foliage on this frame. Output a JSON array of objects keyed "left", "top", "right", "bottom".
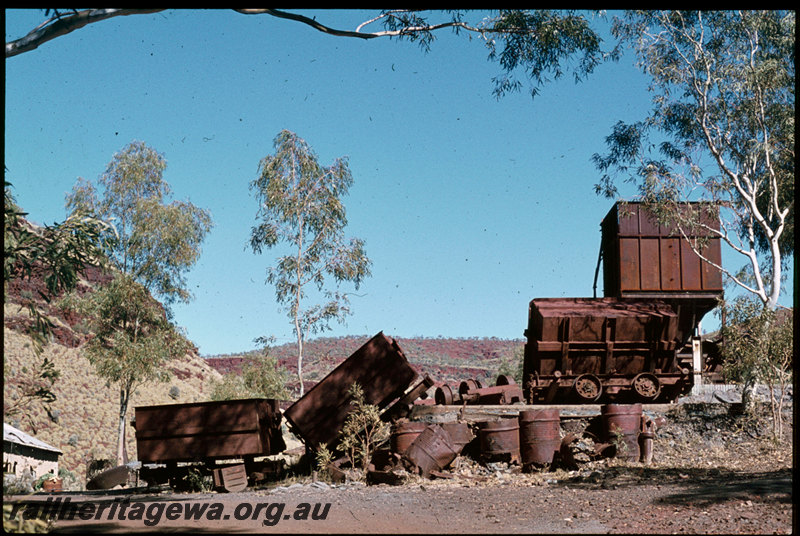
[
  {"left": 62, "top": 273, "right": 192, "bottom": 464},
  {"left": 250, "top": 130, "right": 372, "bottom": 397},
  {"left": 210, "top": 353, "right": 290, "bottom": 401},
  {"left": 592, "top": 10, "right": 794, "bottom": 309},
  {"left": 4, "top": 180, "right": 109, "bottom": 429},
  {"left": 66, "top": 141, "right": 213, "bottom": 310},
  {"left": 720, "top": 296, "right": 792, "bottom": 440},
  {"left": 7, "top": 10, "right": 612, "bottom": 100}
]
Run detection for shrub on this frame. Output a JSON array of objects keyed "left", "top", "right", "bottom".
[{"left": 336, "top": 382, "right": 388, "bottom": 476}]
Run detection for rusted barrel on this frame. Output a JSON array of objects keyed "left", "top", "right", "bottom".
[
  {"left": 402, "top": 424, "right": 457, "bottom": 477},
  {"left": 478, "top": 418, "right": 520, "bottom": 462},
  {"left": 601, "top": 404, "right": 642, "bottom": 461},
  {"left": 519, "top": 409, "right": 561, "bottom": 466},
  {"left": 440, "top": 422, "right": 474, "bottom": 454},
  {"left": 391, "top": 421, "right": 428, "bottom": 455}
]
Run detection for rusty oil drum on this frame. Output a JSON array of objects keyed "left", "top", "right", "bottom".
[
  {"left": 601, "top": 403, "right": 642, "bottom": 461},
  {"left": 391, "top": 421, "right": 428, "bottom": 455},
  {"left": 402, "top": 424, "right": 457, "bottom": 477},
  {"left": 477, "top": 418, "right": 520, "bottom": 462},
  {"left": 440, "top": 422, "right": 474, "bottom": 454},
  {"left": 518, "top": 409, "right": 561, "bottom": 466}
]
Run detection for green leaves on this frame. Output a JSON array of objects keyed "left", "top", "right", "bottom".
[
  {"left": 210, "top": 353, "right": 290, "bottom": 401},
  {"left": 250, "top": 130, "right": 372, "bottom": 396},
  {"left": 594, "top": 10, "right": 794, "bottom": 308},
  {"left": 65, "top": 141, "right": 213, "bottom": 308},
  {"left": 73, "top": 273, "right": 189, "bottom": 390}
]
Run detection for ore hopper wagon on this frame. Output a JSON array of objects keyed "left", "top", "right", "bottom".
[{"left": 523, "top": 202, "right": 723, "bottom": 404}]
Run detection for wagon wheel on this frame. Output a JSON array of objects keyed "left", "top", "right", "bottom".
[
  {"left": 459, "top": 379, "right": 482, "bottom": 397},
  {"left": 632, "top": 373, "right": 661, "bottom": 401},
  {"left": 496, "top": 374, "right": 516, "bottom": 386},
  {"left": 435, "top": 384, "right": 456, "bottom": 405},
  {"left": 573, "top": 374, "right": 603, "bottom": 402}
]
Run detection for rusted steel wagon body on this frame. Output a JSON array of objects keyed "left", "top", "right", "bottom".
[
  {"left": 133, "top": 398, "right": 286, "bottom": 491},
  {"left": 134, "top": 398, "right": 285, "bottom": 463},
  {"left": 283, "top": 331, "right": 418, "bottom": 450},
  {"left": 523, "top": 202, "right": 723, "bottom": 404},
  {"left": 599, "top": 201, "right": 721, "bottom": 347},
  {"left": 523, "top": 298, "right": 691, "bottom": 403}
]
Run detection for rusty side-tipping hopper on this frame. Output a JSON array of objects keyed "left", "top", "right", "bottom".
[
  {"left": 134, "top": 398, "right": 285, "bottom": 463},
  {"left": 283, "top": 332, "right": 418, "bottom": 450},
  {"left": 523, "top": 298, "right": 691, "bottom": 404}
]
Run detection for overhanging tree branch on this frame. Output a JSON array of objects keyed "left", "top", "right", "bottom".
[{"left": 6, "top": 9, "right": 165, "bottom": 58}]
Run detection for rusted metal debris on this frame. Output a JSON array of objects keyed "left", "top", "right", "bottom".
[
  {"left": 382, "top": 375, "right": 435, "bottom": 422},
  {"left": 366, "top": 422, "right": 475, "bottom": 482},
  {"left": 601, "top": 403, "right": 643, "bottom": 461},
  {"left": 211, "top": 463, "right": 248, "bottom": 493},
  {"left": 86, "top": 465, "right": 132, "bottom": 490},
  {"left": 477, "top": 418, "right": 520, "bottom": 464},
  {"left": 134, "top": 398, "right": 285, "bottom": 463},
  {"left": 440, "top": 422, "right": 474, "bottom": 454},
  {"left": 402, "top": 424, "right": 458, "bottom": 478},
  {"left": 519, "top": 408, "right": 561, "bottom": 467},
  {"left": 284, "top": 332, "right": 418, "bottom": 450},
  {"left": 462, "top": 385, "right": 524, "bottom": 405},
  {"left": 434, "top": 383, "right": 461, "bottom": 405},
  {"left": 391, "top": 421, "right": 428, "bottom": 456},
  {"left": 434, "top": 375, "right": 523, "bottom": 406}
]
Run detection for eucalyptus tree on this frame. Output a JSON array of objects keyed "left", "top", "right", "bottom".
[
  {"left": 4, "top": 180, "right": 109, "bottom": 430},
  {"left": 250, "top": 130, "right": 371, "bottom": 397},
  {"left": 64, "top": 141, "right": 211, "bottom": 462},
  {"left": 63, "top": 273, "right": 192, "bottom": 465},
  {"left": 66, "top": 140, "right": 213, "bottom": 310},
  {"left": 593, "top": 10, "right": 794, "bottom": 311}
]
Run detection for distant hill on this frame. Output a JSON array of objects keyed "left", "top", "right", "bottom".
[{"left": 205, "top": 334, "right": 524, "bottom": 395}]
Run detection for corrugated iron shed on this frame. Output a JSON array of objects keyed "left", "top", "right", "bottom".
[{"left": 3, "top": 423, "right": 62, "bottom": 454}]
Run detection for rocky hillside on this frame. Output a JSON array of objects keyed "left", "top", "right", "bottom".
[
  {"left": 206, "top": 335, "right": 524, "bottom": 394},
  {"left": 3, "top": 264, "right": 222, "bottom": 484}
]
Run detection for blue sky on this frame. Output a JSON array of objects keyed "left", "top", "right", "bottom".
[{"left": 5, "top": 9, "right": 792, "bottom": 356}]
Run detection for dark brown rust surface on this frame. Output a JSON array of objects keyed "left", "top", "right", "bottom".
[
  {"left": 283, "top": 332, "right": 418, "bottom": 450},
  {"left": 402, "top": 424, "right": 457, "bottom": 477},
  {"left": 519, "top": 409, "right": 561, "bottom": 466},
  {"left": 134, "top": 398, "right": 284, "bottom": 463},
  {"left": 86, "top": 465, "right": 131, "bottom": 490},
  {"left": 602, "top": 404, "right": 642, "bottom": 461},
  {"left": 211, "top": 463, "right": 248, "bottom": 493},
  {"left": 601, "top": 202, "right": 723, "bottom": 297},
  {"left": 522, "top": 297, "right": 695, "bottom": 404},
  {"left": 478, "top": 418, "right": 520, "bottom": 463},
  {"left": 391, "top": 421, "right": 428, "bottom": 456},
  {"left": 463, "top": 385, "right": 524, "bottom": 405},
  {"left": 382, "top": 375, "right": 435, "bottom": 422}
]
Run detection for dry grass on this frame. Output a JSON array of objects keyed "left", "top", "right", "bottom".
[{"left": 3, "top": 303, "right": 223, "bottom": 485}]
